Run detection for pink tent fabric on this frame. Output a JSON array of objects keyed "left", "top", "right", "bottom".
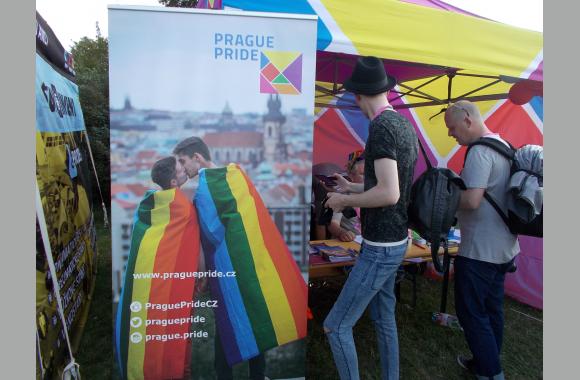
[
  {"left": 505, "top": 237, "right": 543, "bottom": 308},
  {"left": 400, "top": 0, "right": 486, "bottom": 18}
]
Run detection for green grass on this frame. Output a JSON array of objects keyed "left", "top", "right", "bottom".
[
  {"left": 76, "top": 210, "right": 115, "bottom": 379},
  {"left": 306, "top": 269, "right": 543, "bottom": 379},
  {"left": 76, "top": 215, "right": 542, "bottom": 379}
]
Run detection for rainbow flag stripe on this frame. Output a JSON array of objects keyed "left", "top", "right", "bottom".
[
  {"left": 116, "top": 188, "right": 200, "bottom": 380},
  {"left": 195, "top": 164, "right": 307, "bottom": 366}
]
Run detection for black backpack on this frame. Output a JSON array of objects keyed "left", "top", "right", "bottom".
[
  {"left": 408, "top": 140, "right": 465, "bottom": 273},
  {"left": 465, "top": 138, "right": 543, "bottom": 237}
]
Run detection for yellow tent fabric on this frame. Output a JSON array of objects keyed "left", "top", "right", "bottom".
[{"left": 322, "top": 0, "right": 542, "bottom": 78}]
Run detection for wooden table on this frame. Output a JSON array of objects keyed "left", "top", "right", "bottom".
[{"left": 309, "top": 239, "right": 458, "bottom": 311}]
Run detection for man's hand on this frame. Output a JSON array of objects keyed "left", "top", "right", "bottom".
[
  {"left": 331, "top": 173, "right": 352, "bottom": 193},
  {"left": 338, "top": 230, "right": 356, "bottom": 242},
  {"left": 325, "top": 192, "right": 348, "bottom": 212},
  {"left": 316, "top": 178, "right": 336, "bottom": 193},
  {"left": 328, "top": 220, "right": 355, "bottom": 242}
]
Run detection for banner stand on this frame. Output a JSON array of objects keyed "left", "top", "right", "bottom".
[{"left": 82, "top": 130, "right": 109, "bottom": 229}]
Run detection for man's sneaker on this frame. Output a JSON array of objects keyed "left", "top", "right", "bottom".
[{"left": 457, "top": 355, "right": 476, "bottom": 374}]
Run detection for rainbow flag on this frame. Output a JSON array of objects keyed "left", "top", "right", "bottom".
[
  {"left": 196, "top": 0, "right": 223, "bottom": 9},
  {"left": 194, "top": 164, "right": 307, "bottom": 366},
  {"left": 116, "top": 188, "right": 200, "bottom": 380}
]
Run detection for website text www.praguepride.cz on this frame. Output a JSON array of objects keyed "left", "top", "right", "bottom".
[{"left": 133, "top": 270, "right": 236, "bottom": 280}]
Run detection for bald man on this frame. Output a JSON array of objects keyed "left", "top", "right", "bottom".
[{"left": 444, "top": 101, "right": 519, "bottom": 380}]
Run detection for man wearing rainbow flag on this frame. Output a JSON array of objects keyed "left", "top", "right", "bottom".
[
  {"left": 173, "top": 137, "right": 269, "bottom": 380},
  {"left": 324, "top": 56, "right": 418, "bottom": 380},
  {"left": 119, "top": 139, "right": 307, "bottom": 380},
  {"left": 116, "top": 156, "right": 201, "bottom": 380}
]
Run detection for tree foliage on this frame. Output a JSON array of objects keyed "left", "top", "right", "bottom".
[
  {"left": 158, "top": 0, "right": 199, "bottom": 7},
  {"left": 70, "top": 28, "right": 110, "bottom": 207}
]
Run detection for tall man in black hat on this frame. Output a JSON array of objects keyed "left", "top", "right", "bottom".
[{"left": 324, "top": 56, "right": 417, "bottom": 380}]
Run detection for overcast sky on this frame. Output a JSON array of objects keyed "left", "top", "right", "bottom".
[{"left": 36, "top": 0, "right": 542, "bottom": 50}]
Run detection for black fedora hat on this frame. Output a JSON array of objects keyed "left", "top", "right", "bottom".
[{"left": 343, "top": 56, "right": 397, "bottom": 95}]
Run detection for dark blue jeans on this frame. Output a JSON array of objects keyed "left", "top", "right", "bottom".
[{"left": 454, "top": 255, "right": 514, "bottom": 379}]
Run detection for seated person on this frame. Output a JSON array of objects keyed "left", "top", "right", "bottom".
[
  {"left": 311, "top": 162, "right": 343, "bottom": 240},
  {"left": 327, "top": 150, "right": 365, "bottom": 242}
]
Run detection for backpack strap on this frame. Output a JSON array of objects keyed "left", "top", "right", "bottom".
[
  {"left": 429, "top": 173, "right": 448, "bottom": 273},
  {"left": 417, "top": 137, "right": 433, "bottom": 170},
  {"left": 483, "top": 192, "right": 511, "bottom": 227},
  {"left": 465, "top": 137, "right": 516, "bottom": 234},
  {"left": 465, "top": 137, "right": 515, "bottom": 161}
]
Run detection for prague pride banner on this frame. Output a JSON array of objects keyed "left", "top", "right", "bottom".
[
  {"left": 195, "top": 164, "right": 307, "bottom": 366},
  {"left": 109, "top": 5, "right": 316, "bottom": 379},
  {"left": 116, "top": 189, "right": 200, "bottom": 380},
  {"left": 35, "top": 11, "right": 97, "bottom": 379}
]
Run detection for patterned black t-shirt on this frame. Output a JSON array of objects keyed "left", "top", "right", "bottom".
[{"left": 361, "top": 110, "right": 418, "bottom": 242}]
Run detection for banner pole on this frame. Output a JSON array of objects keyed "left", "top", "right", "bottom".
[
  {"left": 82, "top": 130, "right": 109, "bottom": 229},
  {"left": 36, "top": 329, "right": 45, "bottom": 378}
]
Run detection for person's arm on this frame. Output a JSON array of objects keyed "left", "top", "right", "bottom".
[
  {"left": 331, "top": 174, "right": 364, "bottom": 194},
  {"left": 348, "top": 183, "right": 365, "bottom": 193},
  {"left": 328, "top": 213, "right": 356, "bottom": 242},
  {"left": 313, "top": 224, "right": 328, "bottom": 240},
  {"left": 459, "top": 145, "right": 493, "bottom": 211},
  {"left": 459, "top": 188, "right": 485, "bottom": 210},
  {"left": 326, "top": 158, "right": 399, "bottom": 210}
]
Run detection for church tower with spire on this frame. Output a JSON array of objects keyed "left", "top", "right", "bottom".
[
  {"left": 263, "top": 94, "right": 287, "bottom": 162},
  {"left": 219, "top": 101, "right": 235, "bottom": 128},
  {"left": 123, "top": 96, "right": 133, "bottom": 111}
]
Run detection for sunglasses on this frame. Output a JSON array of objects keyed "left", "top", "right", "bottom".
[
  {"left": 451, "top": 105, "right": 470, "bottom": 118},
  {"left": 428, "top": 104, "right": 470, "bottom": 121},
  {"left": 348, "top": 149, "right": 364, "bottom": 162},
  {"left": 347, "top": 150, "right": 364, "bottom": 171}
]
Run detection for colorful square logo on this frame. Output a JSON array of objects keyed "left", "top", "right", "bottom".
[{"left": 260, "top": 51, "right": 303, "bottom": 95}]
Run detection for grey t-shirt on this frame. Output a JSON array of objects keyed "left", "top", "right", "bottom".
[{"left": 458, "top": 138, "right": 520, "bottom": 264}]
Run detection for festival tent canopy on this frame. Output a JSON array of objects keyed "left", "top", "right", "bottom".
[
  {"left": 224, "top": 0, "right": 542, "bottom": 83},
  {"left": 224, "top": 0, "right": 543, "bottom": 164},
  {"left": 223, "top": 0, "right": 544, "bottom": 310}
]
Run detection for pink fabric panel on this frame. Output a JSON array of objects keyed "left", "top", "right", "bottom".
[
  {"left": 398, "top": 0, "right": 488, "bottom": 19},
  {"left": 315, "top": 51, "right": 449, "bottom": 87},
  {"left": 528, "top": 60, "right": 544, "bottom": 82},
  {"left": 505, "top": 236, "right": 543, "bottom": 309}
]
